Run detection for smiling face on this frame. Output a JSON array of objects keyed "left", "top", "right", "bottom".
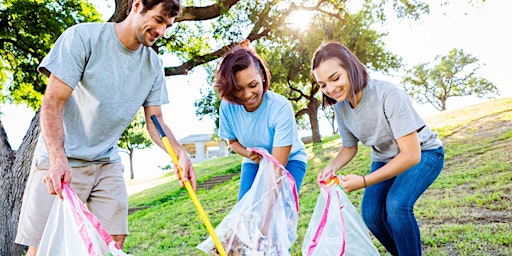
[
  {"left": 234, "top": 64, "right": 265, "bottom": 112},
  {"left": 313, "top": 58, "right": 352, "bottom": 103},
  {"left": 133, "top": 2, "right": 175, "bottom": 47}
]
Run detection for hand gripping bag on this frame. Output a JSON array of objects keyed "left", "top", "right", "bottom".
[
  {"left": 37, "top": 183, "right": 128, "bottom": 256},
  {"left": 197, "top": 147, "right": 299, "bottom": 255},
  {"left": 302, "top": 183, "right": 379, "bottom": 256}
]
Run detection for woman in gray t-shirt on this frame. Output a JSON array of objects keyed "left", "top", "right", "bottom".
[{"left": 312, "top": 42, "right": 444, "bottom": 256}]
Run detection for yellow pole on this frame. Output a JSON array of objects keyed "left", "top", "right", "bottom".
[{"left": 150, "top": 115, "right": 226, "bottom": 256}]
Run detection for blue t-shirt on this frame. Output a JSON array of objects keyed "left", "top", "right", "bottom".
[
  {"left": 35, "top": 22, "right": 168, "bottom": 166},
  {"left": 219, "top": 91, "right": 307, "bottom": 164}
]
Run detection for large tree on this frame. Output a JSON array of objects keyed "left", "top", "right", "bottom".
[
  {"left": 0, "top": 0, "right": 434, "bottom": 252},
  {"left": 401, "top": 48, "right": 499, "bottom": 111}
]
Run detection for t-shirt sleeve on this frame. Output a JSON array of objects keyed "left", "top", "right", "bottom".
[
  {"left": 143, "top": 67, "right": 169, "bottom": 106},
  {"left": 272, "top": 101, "right": 295, "bottom": 148},
  {"left": 383, "top": 88, "right": 426, "bottom": 139},
  {"left": 219, "top": 101, "right": 236, "bottom": 140},
  {"left": 37, "top": 26, "right": 87, "bottom": 89}
]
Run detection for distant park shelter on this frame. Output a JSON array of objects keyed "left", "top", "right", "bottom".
[{"left": 179, "top": 134, "right": 229, "bottom": 163}]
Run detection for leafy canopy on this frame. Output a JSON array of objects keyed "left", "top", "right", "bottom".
[{"left": 0, "top": 0, "right": 101, "bottom": 109}]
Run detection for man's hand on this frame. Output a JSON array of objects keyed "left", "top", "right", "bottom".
[
  {"left": 42, "top": 162, "right": 72, "bottom": 199},
  {"left": 174, "top": 149, "right": 197, "bottom": 191}
]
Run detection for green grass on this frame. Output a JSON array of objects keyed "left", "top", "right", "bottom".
[{"left": 124, "top": 97, "right": 512, "bottom": 255}]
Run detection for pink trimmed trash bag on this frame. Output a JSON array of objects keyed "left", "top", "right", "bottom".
[
  {"left": 37, "top": 183, "right": 128, "bottom": 256},
  {"left": 302, "top": 182, "right": 379, "bottom": 256},
  {"left": 197, "top": 147, "right": 299, "bottom": 255}
]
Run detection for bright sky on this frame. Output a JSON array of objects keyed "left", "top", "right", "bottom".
[{"left": 1, "top": 0, "right": 509, "bottom": 179}]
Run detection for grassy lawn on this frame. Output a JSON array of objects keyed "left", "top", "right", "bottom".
[{"left": 124, "top": 97, "right": 512, "bottom": 255}]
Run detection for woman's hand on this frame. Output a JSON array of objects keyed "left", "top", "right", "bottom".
[
  {"left": 317, "top": 165, "right": 336, "bottom": 183},
  {"left": 339, "top": 174, "right": 366, "bottom": 192},
  {"left": 247, "top": 150, "right": 262, "bottom": 163}
]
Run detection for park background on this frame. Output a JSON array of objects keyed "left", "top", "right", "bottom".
[{"left": 1, "top": 0, "right": 510, "bottom": 181}]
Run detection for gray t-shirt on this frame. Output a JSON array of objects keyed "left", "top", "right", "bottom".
[
  {"left": 35, "top": 22, "right": 169, "bottom": 166},
  {"left": 334, "top": 79, "right": 442, "bottom": 162}
]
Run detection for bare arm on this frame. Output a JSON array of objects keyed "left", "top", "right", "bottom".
[
  {"left": 144, "top": 106, "right": 197, "bottom": 190},
  {"left": 271, "top": 145, "right": 292, "bottom": 167},
  {"left": 228, "top": 139, "right": 292, "bottom": 178},
  {"left": 340, "top": 131, "right": 421, "bottom": 192},
  {"left": 41, "top": 74, "right": 73, "bottom": 199},
  {"left": 228, "top": 139, "right": 261, "bottom": 162}
]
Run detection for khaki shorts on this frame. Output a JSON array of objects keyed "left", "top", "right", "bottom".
[{"left": 15, "top": 158, "right": 128, "bottom": 247}]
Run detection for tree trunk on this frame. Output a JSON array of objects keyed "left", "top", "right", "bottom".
[
  {"left": 0, "top": 110, "right": 40, "bottom": 255},
  {"left": 129, "top": 148, "right": 134, "bottom": 180},
  {"left": 308, "top": 98, "right": 321, "bottom": 143}
]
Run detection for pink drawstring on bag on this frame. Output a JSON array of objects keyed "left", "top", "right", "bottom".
[
  {"left": 37, "top": 182, "right": 127, "bottom": 256},
  {"left": 302, "top": 182, "right": 379, "bottom": 256}
]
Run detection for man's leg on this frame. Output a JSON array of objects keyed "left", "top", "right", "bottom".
[
  {"left": 16, "top": 159, "right": 55, "bottom": 251},
  {"left": 25, "top": 246, "right": 37, "bottom": 256},
  {"left": 86, "top": 163, "right": 129, "bottom": 243},
  {"left": 111, "top": 234, "right": 127, "bottom": 248}
]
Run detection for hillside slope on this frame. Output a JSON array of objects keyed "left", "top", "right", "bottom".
[{"left": 125, "top": 97, "right": 512, "bottom": 255}]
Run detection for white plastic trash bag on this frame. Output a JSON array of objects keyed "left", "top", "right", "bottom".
[
  {"left": 302, "top": 183, "right": 379, "bottom": 256},
  {"left": 37, "top": 183, "right": 128, "bottom": 256},
  {"left": 197, "top": 147, "right": 299, "bottom": 255}
]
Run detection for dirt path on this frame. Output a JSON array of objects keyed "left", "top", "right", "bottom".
[{"left": 125, "top": 173, "right": 175, "bottom": 195}]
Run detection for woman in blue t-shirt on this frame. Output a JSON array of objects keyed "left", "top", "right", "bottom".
[
  {"left": 216, "top": 41, "right": 308, "bottom": 201},
  {"left": 312, "top": 42, "right": 444, "bottom": 256}
]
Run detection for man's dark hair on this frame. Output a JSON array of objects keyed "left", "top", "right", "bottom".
[{"left": 128, "top": 0, "right": 182, "bottom": 18}]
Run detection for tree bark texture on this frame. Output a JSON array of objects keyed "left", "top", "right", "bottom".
[
  {"left": 308, "top": 98, "right": 322, "bottom": 143},
  {"left": 0, "top": 110, "right": 40, "bottom": 256},
  {"left": 129, "top": 148, "right": 134, "bottom": 180}
]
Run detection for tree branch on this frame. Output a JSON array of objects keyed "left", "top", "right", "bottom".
[
  {"left": 163, "top": 0, "right": 344, "bottom": 76},
  {"left": 164, "top": 31, "right": 269, "bottom": 76},
  {"left": 176, "top": 0, "right": 240, "bottom": 22},
  {"left": 109, "top": 0, "right": 240, "bottom": 22}
]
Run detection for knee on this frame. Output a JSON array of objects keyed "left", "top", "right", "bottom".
[
  {"left": 386, "top": 198, "right": 413, "bottom": 221},
  {"left": 361, "top": 204, "right": 384, "bottom": 228}
]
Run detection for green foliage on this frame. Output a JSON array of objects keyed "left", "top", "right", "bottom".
[
  {"left": 265, "top": 4, "right": 403, "bottom": 95},
  {"left": 193, "top": 2, "right": 404, "bottom": 134},
  {"left": 118, "top": 108, "right": 153, "bottom": 153},
  {"left": 194, "top": 67, "right": 221, "bottom": 135},
  {"left": 125, "top": 97, "right": 512, "bottom": 255},
  {"left": 401, "top": 48, "right": 499, "bottom": 111},
  {"left": 0, "top": 0, "right": 101, "bottom": 109},
  {"left": 118, "top": 108, "right": 153, "bottom": 179}
]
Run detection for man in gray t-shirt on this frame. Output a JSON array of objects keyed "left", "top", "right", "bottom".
[{"left": 15, "top": 0, "right": 196, "bottom": 254}]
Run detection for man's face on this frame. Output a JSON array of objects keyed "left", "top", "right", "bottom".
[{"left": 133, "top": 2, "right": 175, "bottom": 47}]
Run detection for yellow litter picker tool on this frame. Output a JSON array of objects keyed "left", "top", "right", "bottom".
[{"left": 150, "top": 115, "right": 226, "bottom": 256}]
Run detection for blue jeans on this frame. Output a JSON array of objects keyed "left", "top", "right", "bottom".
[
  {"left": 238, "top": 160, "right": 307, "bottom": 201},
  {"left": 361, "top": 147, "right": 444, "bottom": 256}
]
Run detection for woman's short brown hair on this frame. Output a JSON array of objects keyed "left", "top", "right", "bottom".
[{"left": 215, "top": 41, "right": 271, "bottom": 104}]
